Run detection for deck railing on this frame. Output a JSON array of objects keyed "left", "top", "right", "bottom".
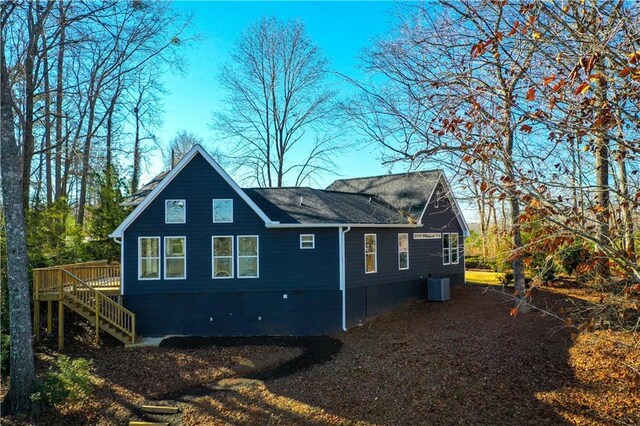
[{"left": 33, "top": 260, "right": 118, "bottom": 299}]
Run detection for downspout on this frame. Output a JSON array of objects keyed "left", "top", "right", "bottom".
[
  {"left": 339, "top": 226, "right": 351, "bottom": 331},
  {"left": 111, "top": 235, "right": 123, "bottom": 297}
]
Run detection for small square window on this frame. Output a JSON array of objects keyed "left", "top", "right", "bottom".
[
  {"left": 165, "top": 200, "right": 185, "bottom": 224},
  {"left": 300, "top": 234, "right": 315, "bottom": 249},
  {"left": 213, "top": 199, "right": 233, "bottom": 223}
]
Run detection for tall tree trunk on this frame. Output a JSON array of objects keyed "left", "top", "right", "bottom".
[
  {"left": 42, "top": 32, "right": 53, "bottom": 205},
  {"left": 105, "top": 95, "right": 117, "bottom": 172},
  {"left": 77, "top": 87, "right": 98, "bottom": 225},
  {"left": 616, "top": 150, "right": 636, "bottom": 263},
  {"left": 131, "top": 106, "right": 141, "bottom": 193},
  {"left": 54, "top": 0, "right": 66, "bottom": 200},
  {"left": 489, "top": 193, "right": 498, "bottom": 255},
  {"left": 34, "top": 139, "right": 44, "bottom": 204},
  {"left": 0, "top": 31, "right": 38, "bottom": 416},
  {"left": 22, "top": 3, "right": 37, "bottom": 208},
  {"left": 504, "top": 109, "right": 527, "bottom": 310},
  {"left": 477, "top": 193, "right": 488, "bottom": 258},
  {"left": 593, "top": 66, "right": 611, "bottom": 281}
]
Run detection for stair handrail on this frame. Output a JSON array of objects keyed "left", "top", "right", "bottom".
[{"left": 60, "top": 269, "right": 136, "bottom": 344}]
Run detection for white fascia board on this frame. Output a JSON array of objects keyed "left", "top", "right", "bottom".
[
  {"left": 418, "top": 171, "right": 470, "bottom": 237},
  {"left": 110, "top": 145, "right": 273, "bottom": 238},
  {"left": 266, "top": 223, "right": 421, "bottom": 229}
]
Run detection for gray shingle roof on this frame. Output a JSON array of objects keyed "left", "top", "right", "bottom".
[
  {"left": 122, "top": 171, "right": 169, "bottom": 206},
  {"left": 326, "top": 170, "right": 442, "bottom": 220},
  {"left": 244, "top": 187, "right": 410, "bottom": 224},
  {"left": 124, "top": 169, "right": 441, "bottom": 225}
]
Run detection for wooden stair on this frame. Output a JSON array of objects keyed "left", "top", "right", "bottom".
[
  {"left": 63, "top": 297, "right": 133, "bottom": 344},
  {"left": 59, "top": 269, "right": 136, "bottom": 345}
]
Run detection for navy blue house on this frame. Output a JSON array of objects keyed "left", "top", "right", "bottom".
[{"left": 110, "top": 145, "right": 469, "bottom": 337}]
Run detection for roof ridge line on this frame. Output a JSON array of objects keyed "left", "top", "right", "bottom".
[{"left": 330, "top": 169, "right": 442, "bottom": 183}]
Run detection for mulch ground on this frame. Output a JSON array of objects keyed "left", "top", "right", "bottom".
[{"left": 2, "top": 285, "right": 639, "bottom": 425}]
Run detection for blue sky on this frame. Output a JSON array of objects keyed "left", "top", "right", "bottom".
[{"left": 146, "top": 1, "right": 399, "bottom": 187}]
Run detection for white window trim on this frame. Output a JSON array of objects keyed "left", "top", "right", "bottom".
[
  {"left": 212, "top": 235, "right": 234, "bottom": 279},
  {"left": 364, "top": 233, "right": 377, "bottom": 274},
  {"left": 165, "top": 199, "right": 186, "bottom": 224},
  {"left": 300, "top": 234, "right": 315, "bottom": 249},
  {"left": 442, "top": 233, "right": 451, "bottom": 265},
  {"left": 164, "top": 236, "right": 187, "bottom": 280},
  {"left": 138, "top": 236, "right": 160, "bottom": 280},
  {"left": 451, "top": 232, "right": 459, "bottom": 265},
  {"left": 398, "top": 233, "right": 409, "bottom": 270},
  {"left": 237, "top": 235, "right": 259, "bottom": 279},
  {"left": 212, "top": 199, "right": 234, "bottom": 223}
]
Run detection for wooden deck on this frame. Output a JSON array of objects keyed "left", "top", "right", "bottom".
[{"left": 33, "top": 260, "right": 136, "bottom": 349}]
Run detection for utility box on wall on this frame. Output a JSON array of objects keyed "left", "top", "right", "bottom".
[{"left": 427, "top": 278, "right": 450, "bottom": 302}]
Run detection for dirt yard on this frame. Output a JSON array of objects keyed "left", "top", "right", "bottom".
[{"left": 2, "top": 285, "right": 639, "bottom": 425}]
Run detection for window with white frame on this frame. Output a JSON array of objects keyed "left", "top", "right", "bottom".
[
  {"left": 138, "top": 237, "right": 160, "bottom": 279},
  {"left": 212, "top": 236, "right": 234, "bottom": 278},
  {"left": 451, "top": 232, "right": 459, "bottom": 264},
  {"left": 442, "top": 233, "right": 451, "bottom": 265},
  {"left": 164, "top": 236, "right": 186, "bottom": 279},
  {"left": 300, "top": 234, "right": 315, "bottom": 249},
  {"left": 237, "top": 236, "right": 258, "bottom": 278},
  {"left": 398, "top": 233, "right": 409, "bottom": 270},
  {"left": 165, "top": 199, "right": 185, "bottom": 223},
  {"left": 364, "top": 234, "right": 377, "bottom": 273},
  {"left": 213, "top": 199, "right": 233, "bottom": 223}
]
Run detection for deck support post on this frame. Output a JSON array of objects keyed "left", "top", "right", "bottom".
[
  {"left": 131, "top": 315, "right": 136, "bottom": 344},
  {"left": 95, "top": 295, "right": 100, "bottom": 343},
  {"left": 58, "top": 300, "right": 64, "bottom": 350},
  {"left": 33, "top": 300, "right": 40, "bottom": 342},
  {"left": 47, "top": 300, "right": 53, "bottom": 333}
]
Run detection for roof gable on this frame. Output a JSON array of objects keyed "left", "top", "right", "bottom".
[
  {"left": 327, "top": 170, "right": 469, "bottom": 236},
  {"left": 109, "top": 145, "right": 273, "bottom": 238},
  {"left": 326, "top": 171, "right": 441, "bottom": 219}
]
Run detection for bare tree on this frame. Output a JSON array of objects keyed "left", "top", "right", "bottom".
[
  {"left": 165, "top": 130, "right": 204, "bottom": 168},
  {"left": 344, "top": 1, "right": 539, "bottom": 309},
  {"left": 213, "top": 16, "right": 342, "bottom": 187}
]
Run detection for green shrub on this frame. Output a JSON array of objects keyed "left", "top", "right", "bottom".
[
  {"left": 35, "top": 356, "right": 93, "bottom": 406},
  {"left": 558, "top": 243, "right": 590, "bottom": 275},
  {"left": 465, "top": 256, "right": 496, "bottom": 270},
  {"left": 1, "top": 333, "right": 9, "bottom": 377}
]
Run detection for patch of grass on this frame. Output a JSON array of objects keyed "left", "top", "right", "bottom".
[{"left": 465, "top": 269, "right": 504, "bottom": 286}]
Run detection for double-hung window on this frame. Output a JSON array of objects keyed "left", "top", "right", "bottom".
[
  {"left": 212, "top": 236, "right": 234, "bottom": 278},
  {"left": 451, "top": 232, "right": 459, "bottom": 264},
  {"left": 442, "top": 233, "right": 451, "bottom": 265},
  {"left": 165, "top": 200, "right": 185, "bottom": 223},
  {"left": 398, "top": 233, "right": 409, "bottom": 270},
  {"left": 138, "top": 237, "right": 160, "bottom": 279},
  {"left": 300, "top": 234, "right": 315, "bottom": 249},
  {"left": 237, "top": 236, "right": 259, "bottom": 278},
  {"left": 442, "top": 232, "right": 459, "bottom": 265},
  {"left": 164, "top": 236, "right": 186, "bottom": 279},
  {"left": 364, "top": 234, "right": 377, "bottom": 274},
  {"left": 213, "top": 199, "right": 233, "bottom": 223}
]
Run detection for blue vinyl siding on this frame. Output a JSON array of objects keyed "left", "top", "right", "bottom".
[
  {"left": 119, "top": 151, "right": 467, "bottom": 336},
  {"left": 344, "top": 192, "right": 465, "bottom": 326},
  {"left": 122, "top": 153, "right": 340, "bottom": 336}
]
